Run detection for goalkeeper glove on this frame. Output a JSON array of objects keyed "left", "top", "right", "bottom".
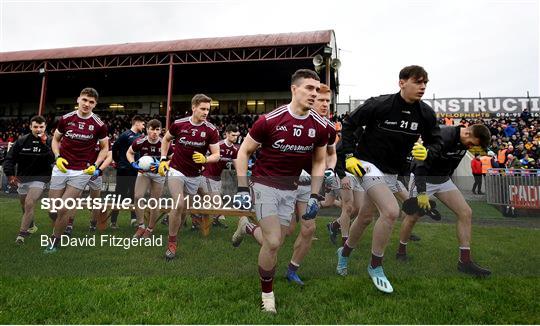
[
  {"left": 417, "top": 192, "right": 431, "bottom": 210},
  {"left": 412, "top": 142, "right": 428, "bottom": 161},
  {"left": 149, "top": 161, "right": 159, "bottom": 173},
  {"left": 158, "top": 157, "right": 169, "bottom": 177},
  {"left": 192, "top": 152, "right": 207, "bottom": 164},
  {"left": 345, "top": 155, "right": 366, "bottom": 177},
  {"left": 83, "top": 164, "right": 98, "bottom": 175},
  {"left": 324, "top": 168, "right": 338, "bottom": 188},
  {"left": 55, "top": 156, "right": 69, "bottom": 173},
  {"left": 90, "top": 168, "right": 102, "bottom": 181},
  {"left": 302, "top": 194, "right": 323, "bottom": 220},
  {"left": 131, "top": 161, "right": 142, "bottom": 171}
]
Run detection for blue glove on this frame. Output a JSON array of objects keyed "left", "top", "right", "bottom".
[
  {"left": 131, "top": 161, "right": 142, "bottom": 171},
  {"left": 233, "top": 186, "right": 252, "bottom": 210},
  {"left": 302, "top": 194, "right": 322, "bottom": 220},
  {"left": 90, "top": 168, "right": 102, "bottom": 181},
  {"left": 149, "top": 161, "right": 160, "bottom": 173}
]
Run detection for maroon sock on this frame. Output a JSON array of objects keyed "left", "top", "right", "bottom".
[
  {"left": 67, "top": 217, "right": 74, "bottom": 226},
  {"left": 460, "top": 247, "right": 471, "bottom": 263},
  {"left": 398, "top": 241, "right": 407, "bottom": 255},
  {"left": 331, "top": 220, "right": 341, "bottom": 232},
  {"left": 18, "top": 230, "right": 30, "bottom": 238},
  {"left": 259, "top": 266, "right": 276, "bottom": 293},
  {"left": 246, "top": 223, "right": 259, "bottom": 235},
  {"left": 168, "top": 235, "right": 177, "bottom": 243},
  {"left": 341, "top": 236, "right": 348, "bottom": 246},
  {"left": 370, "top": 253, "right": 383, "bottom": 268},
  {"left": 342, "top": 241, "right": 354, "bottom": 257}
]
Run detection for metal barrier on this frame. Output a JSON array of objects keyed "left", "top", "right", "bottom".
[
  {"left": 97, "top": 168, "right": 238, "bottom": 196},
  {"left": 486, "top": 168, "right": 540, "bottom": 209}
]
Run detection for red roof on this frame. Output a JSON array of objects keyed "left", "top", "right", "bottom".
[{"left": 0, "top": 30, "right": 333, "bottom": 63}]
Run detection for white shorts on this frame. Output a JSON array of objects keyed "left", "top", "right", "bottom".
[
  {"left": 201, "top": 177, "right": 222, "bottom": 194},
  {"left": 343, "top": 172, "right": 363, "bottom": 192},
  {"left": 253, "top": 182, "right": 296, "bottom": 227},
  {"left": 358, "top": 160, "right": 400, "bottom": 193},
  {"left": 139, "top": 171, "right": 166, "bottom": 185},
  {"left": 296, "top": 184, "right": 311, "bottom": 202},
  {"left": 168, "top": 167, "right": 204, "bottom": 196},
  {"left": 408, "top": 174, "right": 458, "bottom": 197},
  {"left": 389, "top": 179, "right": 407, "bottom": 194},
  {"left": 50, "top": 166, "right": 92, "bottom": 191},
  {"left": 88, "top": 176, "right": 102, "bottom": 191},
  {"left": 17, "top": 181, "right": 46, "bottom": 195}
]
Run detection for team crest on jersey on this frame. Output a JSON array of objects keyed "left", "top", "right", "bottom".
[
  {"left": 78, "top": 122, "right": 85, "bottom": 130},
  {"left": 191, "top": 130, "right": 197, "bottom": 136},
  {"left": 411, "top": 122, "right": 418, "bottom": 131},
  {"left": 276, "top": 125, "right": 288, "bottom": 132},
  {"left": 308, "top": 128, "right": 316, "bottom": 138},
  {"left": 89, "top": 125, "right": 94, "bottom": 131},
  {"left": 201, "top": 131, "right": 206, "bottom": 138}
]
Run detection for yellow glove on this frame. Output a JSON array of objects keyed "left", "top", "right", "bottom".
[
  {"left": 56, "top": 157, "right": 69, "bottom": 173},
  {"left": 417, "top": 193, "right": 431, "bottom": 210},
  {"left": 412, "top": 142, "right": 428, "bottom": 161},
  {"left": 83, "top": 164, "right": 97, "bottom": 175},
  {"left": 345, "top": 156, "right": 366, "bottom": 177},
  {"left": 192, "top": 152, "right": 207, "bottom": 164},
  {"left": 158, "top": 160, "right": 169, "bottom": 177}
]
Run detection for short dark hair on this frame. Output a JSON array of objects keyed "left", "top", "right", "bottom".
[
  {"left": 192, "top": 94, "right": 212, "bottom": 107},
  {"left": 30, "top": 115, "right": 46, "bottom": 125},
  {"left": 147, "top": 119, "right": 161, "bottom": 129},
  {"left": 399, "top": 65, "right": 428, "bottom": 82},
  {"left": 80, "top": 87, "right": 99, "bottom": 101},
  {"left": 225, "top": 124, "right": 239, "bottom": 133},
  {"left": 291, "top": 69, "right": 320, "bottom": 86},
  {"left": 470, "top": 124, "right": 491, "bottom": 149},
  {"left": 131, "top": 115, "right": 144, "bottom": 125}
]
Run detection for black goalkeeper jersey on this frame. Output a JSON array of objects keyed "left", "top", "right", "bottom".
[
  {"left": 340, "top": 92, "right": 443, "bottom": 175},
  {"left": 411, "top": 125, "right": 468, "bottom": 191}
]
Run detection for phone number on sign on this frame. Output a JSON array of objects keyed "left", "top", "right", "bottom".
[{"left": 184, "top": 194, "right": 251, "bottom": 210}]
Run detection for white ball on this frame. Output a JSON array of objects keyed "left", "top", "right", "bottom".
[{"left": 138, "top": 155, "right": 155, "bottom": 171}]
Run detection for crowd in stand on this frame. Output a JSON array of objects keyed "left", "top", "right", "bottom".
[
  {"left": 1, "top": 110, "right": 539, "bottom": 170},
  {"left": 452, "top": 113, "right": 540, "bottom": 170}
]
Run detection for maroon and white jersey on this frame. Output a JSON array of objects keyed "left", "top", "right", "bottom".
[
  {"left": 249, "top": 105, "right": 328, "bottom": 190},
  {"left": 168, "top": 117, "right": 220, "bottom": 177},
  {"left": 57, "top": 111, "right": 108, "bottom": 170},
  {"left": 202, "top": 140, "right": 239, "bottom": 181},
  {"left": 325, "top": 117, "right": 337, "bottom": 146},
  {"left": 131, "top": 136, "right": 171, "bottom": 159}
]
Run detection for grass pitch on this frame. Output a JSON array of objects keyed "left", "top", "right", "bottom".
[{"left": 0, "top": 197, "right": 538, "bottom": 324}]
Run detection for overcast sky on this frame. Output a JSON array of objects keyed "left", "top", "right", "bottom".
[{"left": 0, "top": 0, "right": 538, "bottom": 102}]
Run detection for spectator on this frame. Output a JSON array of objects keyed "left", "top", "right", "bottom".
[
  {"left": 471, "top": 153, "right": 483, "bottom": 194},
  {"left": 504, "top": 122, "right": 517, "bottom": 138},
  {"left": 497, "top": 144, "right": 508, "bottom": 166},
  {"left": 488, "top": 151, "right": 499, "bottom": 168},
  {"left": 505, "top": 154, "right": 521, "bottom": 169}
]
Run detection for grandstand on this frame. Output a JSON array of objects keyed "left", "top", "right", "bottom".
[{"left": 0, "top": 30, "right": 339, "bottom": 127}]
